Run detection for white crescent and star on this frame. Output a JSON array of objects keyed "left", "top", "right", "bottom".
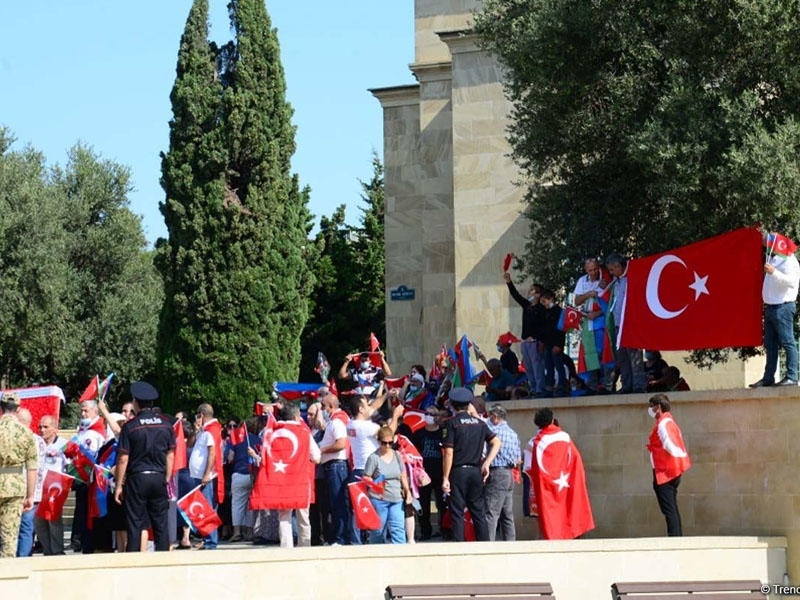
[
  {"left": 46, "top": 481, "right": 63, "bottom": 502},
  {"left": 188, "top": 501, "right": 206, "bottom": 519},
  {"left": 535, "top": 431, "right": 572, "bottom": 480},
  {"left": 266, "top": 428, "right": 300, "bottom": 472},
  {"left": 355, "top": 490, "right": 373, "bottom": 513},
  {"left": 645, "top": 254, "right": 709, "bottom": 320}
]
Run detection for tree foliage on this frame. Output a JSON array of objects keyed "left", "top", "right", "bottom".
[
  {"left": 476, "top": 0, "right": 800, "bottom": 285},
  {"left": 476, "top": 0, "right": 800, "bottom": 366},
  {"left": 300, "top": 155, "right": 386, "bottom": 382},
  {"left": 0, "top": 128, "right": 161, "bottom": 400},
  {"left": 157, "top": 0, "right": 313, "bottom": 417}
]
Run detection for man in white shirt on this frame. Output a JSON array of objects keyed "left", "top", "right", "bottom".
[
  {"left": 189, "top": 405, "right": 218, "bottom": 549},
  {"left": 317, "top": 389, "right": 350, "bottom": 545},
  {"left": 751, "top": 246, "right": 800, "bottom": 387},
  {"left": 572, "top": 258, "right": 610, "bottom": 391},
  {"left": 33, "top": 415, "right": 68, "bottom": 555}
]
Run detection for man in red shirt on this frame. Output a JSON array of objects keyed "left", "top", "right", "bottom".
[{"left": 647, "top": 394, "right": 691, "bottom": 536}]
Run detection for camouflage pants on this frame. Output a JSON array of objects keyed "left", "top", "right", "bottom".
[{"left": 0, "top": 495, "right": 23, "bottom": 558}]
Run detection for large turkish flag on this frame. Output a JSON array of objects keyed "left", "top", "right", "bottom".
[
  {"left": 249, "top": 421, "right": 312, "bottom": 510},
  {"left": 526, "top": 424, "right": 594, "bottom": 540},
  {"left": 620, "top": 227, "right": 763, "bottom": 350}
]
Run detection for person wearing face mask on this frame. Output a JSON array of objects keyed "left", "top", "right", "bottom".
[
  {"left": 401, "top": 372, "right": 434, "bottom": 411},
  {"left": 504, "top": 271, "right": 547, "bottom": 397},
  {"left": 646, "top": 394, "right": 691, "bottom": 536},
  {"left": 410, "top": 407, "right": 447, "bottom": 540}
]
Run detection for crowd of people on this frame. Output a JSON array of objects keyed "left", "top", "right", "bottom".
[{"left": 5, "top": 237, "right": 795, "bottom": 556}]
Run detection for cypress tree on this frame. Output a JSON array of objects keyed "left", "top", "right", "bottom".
[{"left": 157, "top": 0, "right": 312, "bottom": 417}]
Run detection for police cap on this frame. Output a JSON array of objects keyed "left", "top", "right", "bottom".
[
  {"left": 130, "top": 381, "right": 159, "bottom": 402},
  {"left": 449, "top": 387, "right": 474, "bottom": 406}
]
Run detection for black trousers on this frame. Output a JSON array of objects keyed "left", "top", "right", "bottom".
[
  {"left": 653, "top": 473, "right": 682, "bottom": 536},
  {"left": 124, "top": 472, "right": 170, "bottom": 551},
  {"left": 449, "top": 465, "right": 489, "bottom": 541}
]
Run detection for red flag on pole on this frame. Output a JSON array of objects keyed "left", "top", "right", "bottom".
[
  {"left": 369, "top": 332, "right": 381, "bottom": 352},
  {"left": 177, "top": 486, "right": 222, "bottom": 537},
  {"left": 173, "top": 419, "right": 187, "bottom": 471},
  {"left": 229, "top": 423, "right": 247, "bottom": 446},
  {"left": 36, "top": 470, "right": 74, "bottom": 522},
  {"left": 620, "top": 227, "right": 763, "bottom": 350},
  {"left": 78, "top": 375, "right": 100, "bottom": 402},
  {"left": 503, "top": 253, "right": 513, "bottom": 272},
  {"left": 526, "top": 424, "right": 594, "bottom": 540},
  {"left": 348, "top": 481, "right": 382, "bottom": 530}
]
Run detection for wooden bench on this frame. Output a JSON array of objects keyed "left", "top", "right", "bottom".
[
  {"left": 385, "top": 583, "right": 555, "bottom": 600},
  {"left": 611, "top": 580, "right": 764, "bottom": 599}
]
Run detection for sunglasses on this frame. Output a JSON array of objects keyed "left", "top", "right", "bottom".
[{"left": 379, "top": 441, "right": 394, "bottom": 446}]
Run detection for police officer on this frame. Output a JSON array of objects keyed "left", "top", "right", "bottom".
[
  {"left": 0, "top": 393, "right": 38, "bottom": 558},
  {"left": 441, "top": 387, "right": 501, "bottom": 541},
  {"left": 114, "top": 381, "right": 175, "bottom": 551}
]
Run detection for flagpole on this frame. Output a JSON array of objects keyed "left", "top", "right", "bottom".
[{"left": 175, "top": 475, "right": 218, "bottom": 505}]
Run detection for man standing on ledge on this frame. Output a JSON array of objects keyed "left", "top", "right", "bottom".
[
  {"left": 647, "top": 394, "right": 691, "bottom": 536},
  {"left": 441, "top": 387, "right": 501, "bottom": 541},
  {"left": 750, "top": 234, "right": 800, "bottom": 387},
  {"left": 114, "top": 381, "right": 175, "bottom": 551}
]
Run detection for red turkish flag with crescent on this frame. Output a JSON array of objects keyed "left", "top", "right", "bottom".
[
  {"left": 526, "top": 424, "right": 594, "bottom": 540},
  {"left": 177, "top": 487, "right": 222, "bottom": 537},
  {"left": 36, "top": 470, "right": 74, "bottom": 522},
  {"left": 249, "top": 421, "right": 312, "bottom": 510},
  {"left": 619, "top": 227, "right": 763, "bottom": 350},
  {"left": 348, "top": 481, "right": 382, "bottom": 530}
]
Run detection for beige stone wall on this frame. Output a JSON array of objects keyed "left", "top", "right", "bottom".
[
  {"left": 444, "top": 33, "right": 529, "bottom": 349},
  {"left": 0, "top": 537, "right": 785, "bottom": 600},
  {"left": 502, "top": 386, "right": 800, "bottom": 580},
  {"left": 414, "top": 0, "right": 480, "bottom": 65}
]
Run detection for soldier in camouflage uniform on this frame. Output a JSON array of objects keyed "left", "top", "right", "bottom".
[{"left": 0, "top": 393, "right": 38, "bottom": 558}]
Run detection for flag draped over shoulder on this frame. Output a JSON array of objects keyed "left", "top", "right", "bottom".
[
  {"left": 526, "top": 424, "right": 594, "bottom": 540},
  {"left": 36, "top": 470, "right": 74, "bottom": 522},
  {"left": 177, "top": 486, "right": 222, "bottom": 537},
  {"left": 173, "top": 419, "right": 187, "bottom": 471},
  {"left": 204, "top": 420, "right": 225, "bottom": 504},
  {"left": 249, "top": 421, "right": 312, "bottom": 510},
  {"left": 620, "top": 227, "right": 763, "bottom": 350}
]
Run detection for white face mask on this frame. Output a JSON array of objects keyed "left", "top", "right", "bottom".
[
  {"left": 423, "top": 415, "right": 435, "bottom": 425},
  {"left": 648, "top": 406, "right": 657, "bottom": 418},
  {"left": 527, "top": 296, "right": 536, "bottom": 302},
  {"left": 361, "top": 360, "right": 371, "bottom": 369},
  {"left": 79, "top": 418, "right": 91, "bottom": 427}
]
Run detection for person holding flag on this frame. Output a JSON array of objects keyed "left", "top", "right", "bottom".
[
  {"left": 605, "top": 253, "right": 646, "bottom": 394},
  {"left": 503, "top": 272, "right": 547, "bottom": 397},
  {"left": 33, "top": 414, "right": 69, "bottom": 555},
  {"left": 572, "top": 258, "right": 612, "bottom": 392},
  {"left": 750, "top": 232, "right": 800, "bottom": 387},
  {"left": 114, "top": 381, "right": 174, "bottom": 552}
]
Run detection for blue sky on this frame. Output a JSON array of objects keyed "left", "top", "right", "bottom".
[{"left": 0, "top": 1, "right": 415, "bottom": 244}]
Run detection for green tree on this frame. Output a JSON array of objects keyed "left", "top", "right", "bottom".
[
  {"left": 476, "top": 0, "right": 800, "bottom": 289},
  {"left": 300, "top": 156, "right": 386, "bottom": 382},
  {"left": 0, "top": 129, "right": 161, "bottom": 398},
  {"left": 157, "top": 0, "right": 313, "bottom": 417}
]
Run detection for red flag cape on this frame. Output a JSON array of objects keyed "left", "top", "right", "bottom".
[
  {"left": 348, "top": 481, "right": 382, "bottom": 530},
  {"left": 526, "top": 424, "right": 594, "bottom": 540},
  {"left": 203, "top": 419, "right": 225, "bottom": 504},
  {"left": 249, "top": 421, "right": 312, "bottom": 510},
  {"left": 78, "top": 375, "right": 100, "bottom": 402},
  {"left": 177, "top": 487, "right": 222, "bottom": 537},
  {"left": 36, "top": 470, "right": 74, "bottom": 522},
  {"left": 620, "top": 227, "right": 763, "bottom": 350},
  {"left": 173, "top": 419, "right": 187, "bottom": 472}
]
